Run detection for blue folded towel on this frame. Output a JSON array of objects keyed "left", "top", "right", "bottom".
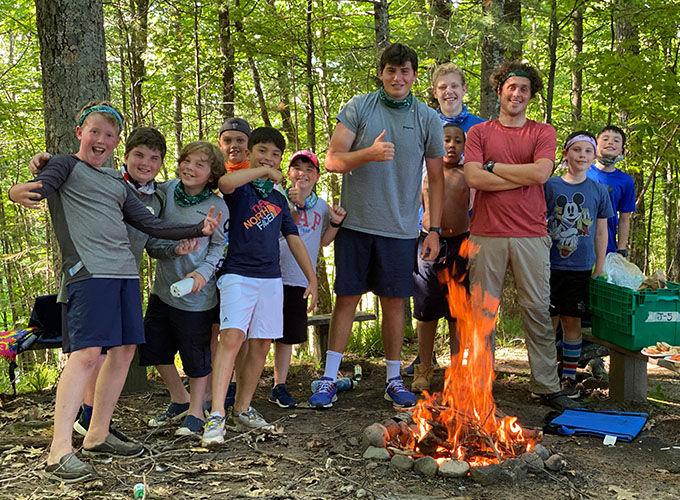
[{"left": 544, "top": 409, "right": 648, "bottom": 442}]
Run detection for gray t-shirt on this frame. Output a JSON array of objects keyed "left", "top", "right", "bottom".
[
  {"left": 34, "top": 155, "right": 205, "bottom": 287},
  {"left": 279, "top": 198, "right": 329, "bottom": 287},
  {"left": 147, "top": 179, "right": 228, "bottom": 312},
  {"left": 336, "top": 91, "right": 445, "bottom": 239}
]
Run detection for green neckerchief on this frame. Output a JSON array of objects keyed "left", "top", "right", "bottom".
[
  {"left": 378, "top": 87, "right": 413, "bottom": 109},
  {"left": 174, "top": 181, "right": 211, "bottom": 207},
  {"left": 251, "top": 178, "right": 275, "bottom": 198},
  {"left": 284, "top": 188, "right": 318, "bottom": 211},
  {"left": 597, "top": 154, "right": 625, "bottom": 168}
]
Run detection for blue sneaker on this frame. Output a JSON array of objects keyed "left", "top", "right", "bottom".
[
  {"left": 308, "top": 377, "right": 338, "bottom": 409},
  {"left": 225, "top": 381, "right": 237, "bottom": 409},
  {"left": 269, "top": 383, "right": 297, "bottom": 408},
  {"left": 385, "top": 376, "right": 416, "bottom": 408}
]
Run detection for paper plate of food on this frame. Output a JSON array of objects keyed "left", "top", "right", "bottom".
[
  {"left": 641, "top": 342, "right": 680, "bottom": 358},
  {"left": 664, "top": 353, "right": 680, "bottom": 364}
]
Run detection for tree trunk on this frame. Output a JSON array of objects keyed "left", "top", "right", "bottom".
[
  {"left": 571, "top": 3, "right": 583, "bottom": 122},
  {"left": 129, "top": 0, "right": 149, "bottom": 128},
  {"left": 277, "top": 64, "right": 298, "bottom": 149},
  {"left": 504, "top": 0, "right": 522, "bottom": 61},
  {"left": 219, "top": 1, "right": 235, "bottom": 119},
  {"left": 374, "top": 0, "right": 390, "bottom": 49},
  {"left": 249, "top": 57, "right": 272, "bottom": 127},
  {"left": 193, "top": 0, "right": 203, "bottom": 140},
  {"left": 35, "top": 0, "right": 110, "bottom": 155},
  {"left": 479, "top": 0, "right": 504, "bottom": 120},
  {"left": 306, "top": 0, "right": 316, "bottom": 151},
  {"left": 545, "top": 0, "right": 558, "bottom": 124},
  {"left": 172, "top": 14, "right": 184, "bottom": 159},
  {"left": 614, "top": 0, "right": 642, "bottom": 268}
]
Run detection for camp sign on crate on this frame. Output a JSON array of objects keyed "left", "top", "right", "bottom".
[{"left": 589, "top": 278, "right": 680, "bottom": 351}]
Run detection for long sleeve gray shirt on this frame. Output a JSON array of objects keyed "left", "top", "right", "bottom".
[{"left": 31, "top": 155, "right": 205, "bottom": 287}]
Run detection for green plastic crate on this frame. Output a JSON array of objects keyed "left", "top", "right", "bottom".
[{"left": 589, "top": 278, "right": 680, "bottom": 351}]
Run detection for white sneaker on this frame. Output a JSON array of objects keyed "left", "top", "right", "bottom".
[
  {"left": 232, "top": 406, "right": 274, "bottom": 431},
  {"left": 201, "top": 412, "right": 226, "bottom": 446}
]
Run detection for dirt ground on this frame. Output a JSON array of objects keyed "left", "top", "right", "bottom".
[{"left": 1, "top": 347, "right": 679, "bottom": 500}]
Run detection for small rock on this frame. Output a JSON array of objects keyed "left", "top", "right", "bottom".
[
  {"left": 363, "top": 446, "right": 391, "bottom": 461},
  {"left": 544, "top": 453, "right": 567, "bottom": 471},
  {"left": 498, "top": 458, "right": 528, "bottom": 483},
  {"left": 391, "top": 454, "right": 414, "bottom": 471},
  {"left": 439, "top": 459, "right": 470, "bottom": 478},
  {"left": 519, "top": 451, "right": 544, "bottom": 471},
  {"left": 365, "top": 462, "right": 379, "bottom": 470},
  {"left": 532, "top": 443, "right": 551, "bottom": 461},
  {"left": 381, "top": 419, "right": 400, "bottom": 440},
  {"left": 393, "top": 411, "right": 413, "bottom": 424},
  {"left": 356, "top": 488, "right": 367, "bottom": 498},
  {"left": 414, "top": 456, "right": 439, "bottom": 477},
  {"left": 362, "top": 423, "right": 389, "bottom": 450},
  {"left": 469, "top": 463, "right": 501, "bottom": 486},
  {"left": 397, "top": 421, "right": 412, "bottom": 446},
  {"left": 348, "top": 437, "right": 359, "bottom": 447}
]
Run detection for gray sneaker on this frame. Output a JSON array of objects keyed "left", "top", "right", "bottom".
[
  {"left": 201, "top": 412, "right": 226, "bottom": 446},
  {"left": 232, "top": 406, "right": 274, "bottom": 431},
  {"left": 82, "top": 433, "right": 144, "bottom": 457},
  {"left": 43, "top": 452, "right": 97, "bottom": 483}
]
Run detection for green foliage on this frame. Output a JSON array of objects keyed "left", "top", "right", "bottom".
[
  {"left": 496, "top": 313, "right": 526, "bottom": 348},
  {"left": 346, "top": 320, "right": 384, "bottom": 357}
]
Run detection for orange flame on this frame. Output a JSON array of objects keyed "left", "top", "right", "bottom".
[{"left": 410, "top": 238, "right": 538, "bottom": 465}]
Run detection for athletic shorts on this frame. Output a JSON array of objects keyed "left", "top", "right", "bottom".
[
  {"left": 61, "top": 278, "right": 144, "bottom": 353},
  {"left": 276, "top": 285, "right": 309, "bottom": 345},
  {"left": 413, "top": 232, "right": 470, "bottom": 322},
  {"left": 139, "top": 294, "right": 213, "bottom": 378},
  {"left": 549, "top": 269, "right": 591, "bottom": 319},
  {"left": 217, "top": 274, "right": 283, "bottom": 340},
  {"left": 334, "top": 227, "right": 417, "bottom": 298}
]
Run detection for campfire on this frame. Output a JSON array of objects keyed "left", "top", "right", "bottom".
[{"left": 406, "top": 239, "right": 540, "bottom": 466}]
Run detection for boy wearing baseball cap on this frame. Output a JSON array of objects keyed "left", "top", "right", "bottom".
[
  {"left": 269, "top": 150, "right": 347, "bottom": 408},
  {"left": 218, "top": 117, "right": 251, "bottom": 173}
]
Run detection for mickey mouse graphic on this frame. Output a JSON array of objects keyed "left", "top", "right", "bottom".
[{"left": 548, "top": 192, "right": 593, "bottom": 258}]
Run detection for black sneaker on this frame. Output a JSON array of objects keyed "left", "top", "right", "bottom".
[
  {"left": 269, "top": 383, "right": 297, "bottom": 408},
  {"left": 538, "top": 390, "right": 583, "bottom": 411},
  {"left": 73, "top": 408, "right": 130, "bottom": 442},
  {"left": 560, "top": 377, "right": 581, "bottom": 399}
]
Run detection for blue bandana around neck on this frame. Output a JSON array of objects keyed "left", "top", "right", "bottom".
[
  {"left": 437, "top": 104, "right": 471, "bottom": 126},
  {"left": 285, "top": 188, "right": 318, "bottom": 211},
  {"left": 251, "top": 178, "right": 275, "bottom": 198}
]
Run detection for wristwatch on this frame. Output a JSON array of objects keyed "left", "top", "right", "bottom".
[
  {"left": 428, "top": 226, "right": 441, "bottom": 236},
  {"left": 616, "top": 249, "right": 628, "bottom": 258},
  {"left": 484, "top": 161, "right": 496, "bottom": 173}
]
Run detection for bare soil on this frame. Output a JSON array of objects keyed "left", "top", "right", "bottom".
[{"left": 1, "top": 348, "right": 679, "bottom": 500}]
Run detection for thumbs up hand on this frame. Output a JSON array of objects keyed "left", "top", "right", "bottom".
[{"left": 369, "top": 130, "right": 394, "bottom": 162}]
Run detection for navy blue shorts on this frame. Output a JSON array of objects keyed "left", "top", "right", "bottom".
[
  {"left": 549, "top": 269, "right": 591, "bottom": 319},
  {"left": 334, "top": 228, "right": 417, "bottom": 298},
  {"left": 413, "top": 232, "right": 470, "bottom": 322},
  {"left": 276, "top": 285, "right": 308, "bottom": 345},
  {"left": 61, "top": 278, "right": 145, "bottom": 353},
  {"left": 139, "top": 294, "right": 213, "bottom": 378}
]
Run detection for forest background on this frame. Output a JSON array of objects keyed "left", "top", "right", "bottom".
[{"left": 1, "top": 0, "right": 679, "bottom": 388}]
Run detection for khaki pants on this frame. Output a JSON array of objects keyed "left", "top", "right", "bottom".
[{"left": 469, "top": 235, "right": 560, "bottom": 394}]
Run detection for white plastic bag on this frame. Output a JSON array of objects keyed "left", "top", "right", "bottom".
[{"left": 603, "top": 252, "right": 645, "bottom": 290}]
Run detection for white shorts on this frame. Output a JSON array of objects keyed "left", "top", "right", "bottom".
[{"left": 217, "top": 274, "right": 283, "bottom": 340}]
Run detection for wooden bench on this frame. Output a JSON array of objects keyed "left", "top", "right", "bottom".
[
  {"left": 307, "top": 311, "right": 376, "bottom": 360},
  {"left": 582, "top": 327, "right": 649, "bottom": 403}
]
